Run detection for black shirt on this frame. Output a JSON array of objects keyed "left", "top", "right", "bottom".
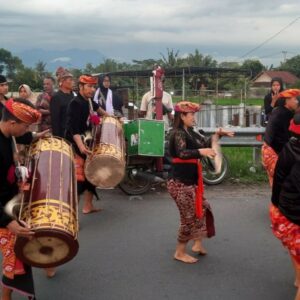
[
  {"left": 0, "top": 96, "right": 8, "bottom": 120},
  {"left": 169, "top": 127, "right": 211, "bottom": 185},
  {"left": 50, "top": 90, "right": 74, "bottom": 137},
  {"left": 272, "top": 137, "right": 300, "bottom": 225},
  {"left": 65, "top": 93, "right": 99, "bottom": 155},
  {"left": 264, "top": 106, "right": 293, "bottom": 154},
  {"left": 0, "top": 130, "right": 32, "bottom": 227}
]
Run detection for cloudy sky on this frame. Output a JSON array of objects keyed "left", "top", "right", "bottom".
[{"left": 1, "top": 0, "right": 300, "bottom": 66}]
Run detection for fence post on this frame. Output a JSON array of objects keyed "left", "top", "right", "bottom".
[{"left": 253, "top": 147, "right": 261, "bottom": 166}]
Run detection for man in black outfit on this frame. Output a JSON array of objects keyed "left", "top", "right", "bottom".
[
  {"left": 65, "top": 74, "right": 108, "bottom": 214},
  {"left": 0, "top": 98, "right": 44, "bottom": 299},
  {"left": 50, "top": 68, "right": 74, "bottom": 137}
]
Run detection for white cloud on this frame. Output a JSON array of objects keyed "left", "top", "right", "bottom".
[
  {"left": 0, "top": 0, "right": 300, "bottom": 65},
  {"left": 51, "top": 57, "right": 71, "bottom": 63}
]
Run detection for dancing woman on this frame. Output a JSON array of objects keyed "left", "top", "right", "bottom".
[
  {"left": 262, "top": 89, "right": 300, "bottom": 186},
  {"left": 167, "top": 101, "right": 233, "bottom": 264},
  {"left": 270, "top": 114, "right": 300, "bottom": 300}
]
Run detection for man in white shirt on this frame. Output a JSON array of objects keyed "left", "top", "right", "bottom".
[{"left": 139, "top": 90, "right": 174, "bottom": 130}]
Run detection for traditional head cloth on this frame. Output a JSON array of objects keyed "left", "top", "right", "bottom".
[
  {"left": 5, "top": 98, "right": 41, "bottom": 124},
  {"left": 0, "top": 75, "right": 7, "bottom": 84},
  {"left": 56, "top": 67, "right": 73, "bottom": 82},
  {"left": 18, "top": 84, "right": 32, "bottom": 99},
  {"left": 278, "top": 89, "right": 300, "bottom": 99},
  {"left": 79, "top": 75, "right": 97, "bottom": 85},
  {"left": 289, "top": 114, "right": 300, "bottom": 136},
  {"left": 174, "top": 101, "right": 200, "bottom": 113}
]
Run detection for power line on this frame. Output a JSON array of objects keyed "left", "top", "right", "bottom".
[{"left": 240, "top": 16, "right": 300, "bottom": 59}]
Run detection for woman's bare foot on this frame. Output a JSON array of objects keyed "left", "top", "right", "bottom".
[
  {"left": 192, "top": 240, "right": 207, "bottom": 255},
  {"left": 295, "top": 280, "right": 300, "bottom": 288},
  {"left": 174, "top": 252, "right": 198, "bottom": 264},
  {"left": 82, "top": 207, "right": 102, "bottom": 214},
  {"left": 45, "top": 267, "right": 56, "bottom": 278}
]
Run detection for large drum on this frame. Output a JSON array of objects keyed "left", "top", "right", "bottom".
[
  {"left": 85, "top": 116, "right": 125, "bottom": 188},
  {"left": 15, "top": 137, "right": 79, "bottom": 268}
]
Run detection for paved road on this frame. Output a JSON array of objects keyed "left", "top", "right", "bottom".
[{"left": 14, "top": 184, "right": 295, "bottom": 300}]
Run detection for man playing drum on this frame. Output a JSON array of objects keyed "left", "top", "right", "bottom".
[
  {"left": 65, "top": 74, "right": 109, "bottom": 214},
  {"left": 0, "top": 98, "right": 42, "bottom": 299}
]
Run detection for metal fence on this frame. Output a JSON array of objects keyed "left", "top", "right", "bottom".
[{"left": 196, "top": 104, "right": 263, "bottom": 128}]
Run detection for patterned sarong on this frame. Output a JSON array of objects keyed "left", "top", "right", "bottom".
[
  {"left": 262, "top": 143, "right": 278, "bottom": 187},
  {"left": 167, "top": 179, "right": 215, "bottom": 243},
  {"left": 0, "top": 228, "right": 35, "bottom": 298},
  {"left": 270, "top": 204, "right": 300, "bottom": 266}
]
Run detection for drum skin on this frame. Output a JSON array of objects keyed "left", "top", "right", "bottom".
[
  {"left": 15, "top": 137, "right": 79, "bottom": 268},
  {"left": 85, "top": 116, "right": 125, "bottom": 188}
]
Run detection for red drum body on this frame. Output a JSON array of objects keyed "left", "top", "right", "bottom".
[
  {"left": 85, "top": 116, "right": 125, "bottom": 188},
  {"left": 15, "top": 137, "right": 79, "bottom": 268}
]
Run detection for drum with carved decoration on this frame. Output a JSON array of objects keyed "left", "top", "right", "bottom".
[
  {"left": 84, "top": 116, "right": 125, "bottom": 188},
  {"left": 15, "top": 137, "right": 79, "bottom": 268}
]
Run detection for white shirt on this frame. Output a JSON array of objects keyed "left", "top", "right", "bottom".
[{"left": 140, "top": 91, "right": 173, "bottom": 130}]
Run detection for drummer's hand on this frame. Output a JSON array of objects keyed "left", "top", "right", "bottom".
[
  {"left": 79, "top": 145, "right": 92, "bottom": 156},
  {"left": 34, "top": 129, "right": 50, "bottom": 140},
  {"left": 216, "top": 127, "right": 235, "bottom": 138},
  {"left": 7, "top": 220, "right": 35, "bottom": 238},
  {"left": 199, "top": 148, "right": 216, "bottom": 159}
]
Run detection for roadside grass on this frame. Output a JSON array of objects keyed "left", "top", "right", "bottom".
[{"left": 222, "top": 147, "right": 268, "bottom": 184}]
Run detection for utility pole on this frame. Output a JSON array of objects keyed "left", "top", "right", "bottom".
[{"left": 282, "top": 51, "right": 288, "bottom": 63}]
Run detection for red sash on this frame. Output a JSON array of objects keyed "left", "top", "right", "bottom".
[{"left": 172, "top": 158, "right": 204, "bottom": 218}]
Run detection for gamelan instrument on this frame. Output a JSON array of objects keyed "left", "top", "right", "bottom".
[
  {"left": 84, "top": 116, "right": 125, "bottom": 188},
  {"left": 14, "top": 137, "right": 79, "bottom": 268}
]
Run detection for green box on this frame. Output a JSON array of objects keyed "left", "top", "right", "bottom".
[{"left": 124, "top": 119, "right": 165, "bottom": 156}]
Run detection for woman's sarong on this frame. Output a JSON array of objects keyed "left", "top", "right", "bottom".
[
  {"left": 270, "top": 204, "right": 300, "bottom": 266},
  {"left": 262, "top": 143, "right": 278, "bottom": 187},
  {"left": 167, "top": 179, "right": 215, "bottom": 243}
]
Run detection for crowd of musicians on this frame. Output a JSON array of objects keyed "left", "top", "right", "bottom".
[{"left": 1, "top": 69, "right": 300, "bottom": 299}]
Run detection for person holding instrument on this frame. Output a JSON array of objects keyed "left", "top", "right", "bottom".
[
  {"left": 0, "top": 98, "right": 41, "bottom": 300},
  {"left": 65, "top": 74, "right": 108, "bottom": 214},
  {"left": 167, "top": 101, "right": 233, "bottom": 264}
]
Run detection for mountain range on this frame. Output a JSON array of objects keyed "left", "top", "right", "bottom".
[{"left": 15, "top": 48, "right": 106, "bottom": 72}]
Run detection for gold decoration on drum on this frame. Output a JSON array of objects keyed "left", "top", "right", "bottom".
[
  {"left": 29, "top": 137, "right": 73, "bottom": 158},
  {"left": 21, "top": 199, "right": 78, "bottom": 237},
  {"left": 102, "top": 116, "right": 123, "bottom": 130},
  {"left": 90, "top": 143, "right": 124, "bottom": 161}
]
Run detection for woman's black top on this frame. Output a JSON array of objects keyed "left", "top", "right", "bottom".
[
  {"left": 169, "top": 127, "right": 211, "bottom": 185},
  {"left": 264, "top": 106, "right": 293, "bottom": 154},
  {"left": 272, "top": 137, "right": 300, "bottom": 225}
]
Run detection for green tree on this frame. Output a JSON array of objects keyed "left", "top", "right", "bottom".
[
  {"left": 160, "top": 48, "right": 181, "bottom": 68},
  {"left": 241, "top": 59, "right": 265, "bottom": 79},
  {"left": 34, "top": 60, "right": 49, "bottom": 89},
  {"left": 278, "top": 55, "right": 300, "bottom": 77},
  {"left": 0, "top": 48, "right": 24, "bottom": 83}
]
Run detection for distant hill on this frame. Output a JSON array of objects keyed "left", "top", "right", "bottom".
[{"left": 15, "top": 48, "right": 106, "bottom": 72}]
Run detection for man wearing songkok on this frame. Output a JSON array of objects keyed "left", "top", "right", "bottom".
[
  {"left": 65, "top": 75, "right": 108, "bottom": 214},
  {"left": 50, "top": 68, "right": 74, "bottom": 137},
  {"left": 36, "top": 76, "right": 55, "bottom": 132},
  {"left": 270, "top": 113, "right": 300, "bottom": 300},
  {"left": 0, "top": 98, "right": 42, "bottom": 299},
  {"left": 262, "top": 89, "right": 300, "bottom": 186},
  {"left": 0, "top": 75, "right": 9, "bottom": 119}
]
